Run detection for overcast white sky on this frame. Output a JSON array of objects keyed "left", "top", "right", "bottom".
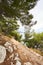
[
  {"left": 30, "top": 0, "right": 43, "bottom": 33},
  {"left": 18, "top": 0, "right": 43, "bottom": 33}
]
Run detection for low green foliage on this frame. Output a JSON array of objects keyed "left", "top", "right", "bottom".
[{"left": 24, "top": 32, "right": 43, "bottom": 52}]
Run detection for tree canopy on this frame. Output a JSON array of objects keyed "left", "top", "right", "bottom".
[
  {"left": 0, "top": 0, "right": 38, "bottom": 41},
  {"left": 0, "top": 0, "right": 37, "bottom": 24}
]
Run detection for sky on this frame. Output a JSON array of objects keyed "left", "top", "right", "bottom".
[
  {"left": 18, "top": 0, "right": 43, "bottom": 33},
  {"left": 30, "top": 0, "right": 43, "bottom": 33}
]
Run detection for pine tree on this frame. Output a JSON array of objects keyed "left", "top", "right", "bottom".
[{"left": 0, "top": 0, "right": 38, "bottom": 41}]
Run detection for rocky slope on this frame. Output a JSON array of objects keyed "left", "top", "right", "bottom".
[{"left": 0, "top": 34, "right": 43, "bottom": 65}]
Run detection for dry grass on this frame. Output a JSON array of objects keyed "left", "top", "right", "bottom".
[{"left": 30, "top": 48, "right": 43, "bottom": 56}]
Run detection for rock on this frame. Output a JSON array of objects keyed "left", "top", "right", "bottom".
[
  {"left": 24, "top": 62, "right": 32, "bottom": 65},
  {"left": 4, "top": 42, "right": 13, "bottom": 53},
  {"left": 0, "top": 45, "right": 6, "bottom": 63},
  {"left": 16, "top": 60, "right": 21, "bottom": 65}
]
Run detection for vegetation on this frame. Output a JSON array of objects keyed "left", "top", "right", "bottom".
[
  {"left": 0, "top": 0, "right": 43, "bottom": 55},
  {"left": 30, "top": 48, "right": 43, "bottom": 56},
  {"left": 24, "top": 32, "right": 43, "bottom": 52},
  {"left": 0, "top": 0, "right": 37, "bottom": 34}
]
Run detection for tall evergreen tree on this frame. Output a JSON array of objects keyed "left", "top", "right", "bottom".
[
  {"left": 0, "top": 0, "right": 38, "bottom": 24},
  {"left": 0, "top": 0, "right": 38, "bottom": 41}
]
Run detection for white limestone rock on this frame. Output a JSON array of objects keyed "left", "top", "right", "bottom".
[
  {"left": 14, "top": 56, "right": 20, "bottom": 61},
  {"left": 16, "top": 60, "right": 21, "bottom": 65},
  {"left": 4, "top": 42, "right": 13, "bottom": 53},
  {"left": 11, "top": 62, "right": 14, "bottom": 65},
  {"left": 13, "top": 45, "right": 17, "bottom": 50},
  {"left": 24, "top": 62, "right": 32, "bottom": 65},
  {"left": 14, "top": 53, "right": 20, "bottom": 61},
  {"left": 4, "top": 42, "right": 12, "bottom": 46},
  {"left": 0, "top": 45, "right": 6, "bottom": 63}
]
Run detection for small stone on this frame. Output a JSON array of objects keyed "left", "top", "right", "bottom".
[
  {"left": 9, "top": 54, "right": 14, "bottom": 59},
  {"left": 4, "top": 42, "right": 12, "bottom": 47},
  {"left": 14, "top": 53, "right": 20, "bottom": 61},
  {"left": 24, "top": 62, "right": 32, "bottom": 65},
  {"left": 13, "top": 45, "right": 17, "bottom": 50},
  {"left": 16, "top": 60, "right": 21, "bottom": 65},
  {"left": 15, "top": 53, "right": 19, "bottom": 57},
  {"left": 14, "top": 56, "right": 20, "bottom": 61},
  {"left": 7, "top": 46, "right": 13, "bottom": 53},
  {"left": 4, "top": 42, "right": 13, "bottom": 53},
  {"left": 11, "top": 62, "right": 14, "bottom": 65}
]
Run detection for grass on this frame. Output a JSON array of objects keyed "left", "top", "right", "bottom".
[{"left": 30, "top": 48, "right": 43, "bottom": 56}]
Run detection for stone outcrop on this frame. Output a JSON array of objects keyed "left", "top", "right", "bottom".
[{"left": 0, "top": 34, "right": 43, "bottom": 65}]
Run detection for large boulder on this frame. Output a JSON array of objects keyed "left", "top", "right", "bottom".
[{"left": 0, "top": 34, "right": 43, "bottom": 65}]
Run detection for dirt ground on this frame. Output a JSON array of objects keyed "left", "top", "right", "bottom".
[{"left": 0, "top": 35, "right": 43, "bottom": 65}]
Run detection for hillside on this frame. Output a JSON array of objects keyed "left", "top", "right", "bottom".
[{"left": 0, "top": 34, "right": 43, "bottom": 65}]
